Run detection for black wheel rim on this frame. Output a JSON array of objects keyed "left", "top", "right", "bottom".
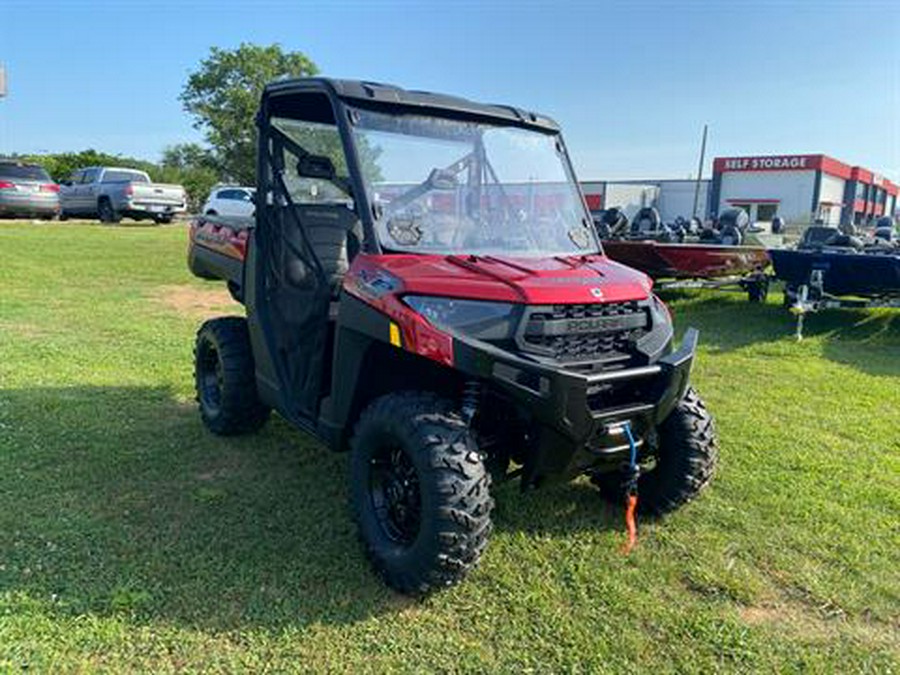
[
  {"left": 198, "top": 341, "right": 223, "bottom": 416},
  {"left": 369, "top": 443, "right": 422, "bottom": 545}
]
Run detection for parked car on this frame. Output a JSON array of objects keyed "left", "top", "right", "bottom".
[
  {"left": 59, "top": 167, "right": 186, "bottom": 224},
  {"left": 0, "top": 160, "right": 60, "bottom": 219},
  {"left": 202, "top": 185, "right": 256, "bottom": 217}
]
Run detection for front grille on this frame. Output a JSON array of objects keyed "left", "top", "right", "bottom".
[
  {"left": 527, "top": 301, "right": 643, "bottom": 322},
  {"left": 524, "top": 331, "right": 636, "bottom": 363},
  {"left": 519, "top": 301, "right": 650, "bottom": 366}
]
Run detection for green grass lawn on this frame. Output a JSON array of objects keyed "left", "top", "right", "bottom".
[{"left": 1, "top": 221, "right": 898, "bottom": 673}]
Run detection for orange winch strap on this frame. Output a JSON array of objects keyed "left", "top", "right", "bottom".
[{"left": 622, "top": 493, "right": 638, "bottom": 555}]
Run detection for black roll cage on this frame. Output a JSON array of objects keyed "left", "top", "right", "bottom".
[{"left": 256, "top": 78, "right": 595, "bottom": 259}]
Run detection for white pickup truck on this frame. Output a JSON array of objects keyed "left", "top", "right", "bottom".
[{"left": 59, "top": 166, "right": 187, "bottom": 224}]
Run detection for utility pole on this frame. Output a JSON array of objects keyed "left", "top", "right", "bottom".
[
  {"left": 691, "top": 124, "right": 708, "bottom": 219},
  {"left": 0, "top": 63, "right": 7, "bottom": 158}
]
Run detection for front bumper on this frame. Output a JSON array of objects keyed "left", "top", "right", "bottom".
[{"left": 453, "top": 327, "right": 698, "bottom": 484}]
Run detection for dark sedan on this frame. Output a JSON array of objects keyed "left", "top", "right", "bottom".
[{"left": 0, "top": 161, "right": 60, "bottom": 219}]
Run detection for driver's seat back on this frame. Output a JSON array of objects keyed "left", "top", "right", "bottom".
[{"left": 283, "top": 204, "right": 362, "bottom": 296}]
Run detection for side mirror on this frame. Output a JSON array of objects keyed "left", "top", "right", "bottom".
[
  {"left": 297, "top": 154, "right": 336, "bottom": 181},
  {"left": 59, "top": 180, "right": 72, "bottom": 187}
]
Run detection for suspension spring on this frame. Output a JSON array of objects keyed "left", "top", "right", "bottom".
[{"left": 460, "top": 379, "right": 482, "bottom": 425}]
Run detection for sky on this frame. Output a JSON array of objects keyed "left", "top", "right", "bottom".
[{"left": 1, "top": 0, "right": 898, "bottom": 181}]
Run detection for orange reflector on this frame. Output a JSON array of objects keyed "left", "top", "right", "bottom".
[{"left": 389, "top": 322, "right": 402, "bottom": 347}]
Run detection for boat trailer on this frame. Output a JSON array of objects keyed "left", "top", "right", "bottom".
[
  {"left": 787, "top": 269, "right": 900, "bottom": 340},
  {"left": 655, "top": 269, "right": 771, "bottom": 303}
]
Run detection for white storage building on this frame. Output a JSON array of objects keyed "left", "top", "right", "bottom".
[{"left": 582, "top": 153, "right": 898, "bottom": 227}]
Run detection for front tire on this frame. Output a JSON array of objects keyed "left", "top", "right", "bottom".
[
  {"left": 592, "top": 387, "right": 718, "bottom": 515},
  {"left": 194, "top": 316, "right": 270, "bottom": 435},
  {"left": 350, "top": 392, "right": 494, "bottom": 595}
]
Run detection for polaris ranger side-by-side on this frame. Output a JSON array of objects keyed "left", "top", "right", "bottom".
[{"left": 188, "top": 78, "right": 718, "bottom": 594}]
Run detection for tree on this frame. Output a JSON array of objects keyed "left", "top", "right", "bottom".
[
  {"left": 180, "top": 43, "right": 318, "bottom": 185},
  {"left": 159, "top": 143, "right": 219, "bottom": 212},
  {"left": 19, "top": 149, "right": 158, "bottom": 184},
  {"left": 160, "top": 142, "right": 217, "bottom": 173}
]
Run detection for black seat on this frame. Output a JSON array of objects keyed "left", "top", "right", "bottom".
[
  {"left": 799, "top": 226, "right": 840, "bottom": 249},
  {"left": 283, "top": 204, "right": 362, "bottom": 297},
  {"left": 630, "top": 207, "right": 661, "bottom": 237}
]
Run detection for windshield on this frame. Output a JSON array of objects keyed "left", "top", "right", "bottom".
[{"left": 351, "top": 108, "right": 598, "bottom": 257}]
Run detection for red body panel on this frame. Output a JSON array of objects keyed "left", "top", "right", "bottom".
[
  {"left": 343, "top": 253, "right": 654, "bottom": 367},
  {"left": 602, "top": 240, "right": 770, "bottom": 280},
  {"left": 346, "top": 253, "right": 652, "bottom": 305},
  {"left": 188, "top": 216, "right": 658, "bottom": 368},
  {"left": 189, "top": 218, "right": 249, "bottom": 260}
]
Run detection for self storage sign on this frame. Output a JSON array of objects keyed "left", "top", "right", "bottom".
[{"left": 715, "top": 155, "right": 815, "bottom": 172}]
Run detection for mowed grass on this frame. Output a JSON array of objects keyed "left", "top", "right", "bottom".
[{"left": 0, "top": 221, "right": 897, "bottom": 673}]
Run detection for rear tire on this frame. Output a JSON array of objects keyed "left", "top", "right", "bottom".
[
  {"left": 98, "top": 198, "right": 120, "bottom": 224},
  {"left": 154, "top": 214, "right": 174, "bottom": 225},
  {"left": 350, "top": 392, "right": 493, "bottom": 595},
  {"left": 591, "top": 387, "right": 718, "bottom": 515},
  {"left": 194, "top": 316, "right": 270, "bottom": 435}
]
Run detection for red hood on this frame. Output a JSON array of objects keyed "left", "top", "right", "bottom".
[{"left": 347, "top": 253, "right": 653, "bottom": 304}]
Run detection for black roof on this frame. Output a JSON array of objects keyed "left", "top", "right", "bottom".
[{"left": 263, "top": 77, "right": 559, "bottom": 132}]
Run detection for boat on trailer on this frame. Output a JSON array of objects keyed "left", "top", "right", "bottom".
[
  {"left": 771, "top": 223, "right": 900, "bottom": 338},
  {"left": 597, "top": 207, "right": 772, "bottom": 301}
]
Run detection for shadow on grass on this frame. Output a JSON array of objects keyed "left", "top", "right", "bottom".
[
  {"left": 0, "top": 384, "right": 620, "bottom": 631},
  {"left": 0, "top": 385, "right": 398, "bottom": 631},
  {"left": 818, "top": 311, "right": 900, "bottom": 377},
  {"left": 663, "top": 290, "right": 900, "bottom": 376},
  {"left": 491, "top": 480, "right": 619, "bottom": 537}
]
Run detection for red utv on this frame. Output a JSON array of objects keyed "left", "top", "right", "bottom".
[{"left": 188, "top": 78, "right": 718, "bottom": 594}]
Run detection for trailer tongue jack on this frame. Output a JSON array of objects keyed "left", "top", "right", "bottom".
[{"left": 788, "top": 269, "right": 900, "bottom": 340}]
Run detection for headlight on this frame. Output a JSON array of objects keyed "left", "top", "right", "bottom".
[{"left": 403, "top": 295, "right": 519, "bottom": 339}]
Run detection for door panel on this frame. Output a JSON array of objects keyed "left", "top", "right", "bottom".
[
  {"left": 59, "top": 171, "right": 81, "bottom": 213},
  {"left": 82, "top": 169, "right": 100, "bottom": 214},
  {"left": 248, "top": 93, "right": 359, "bottom": 423}
]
